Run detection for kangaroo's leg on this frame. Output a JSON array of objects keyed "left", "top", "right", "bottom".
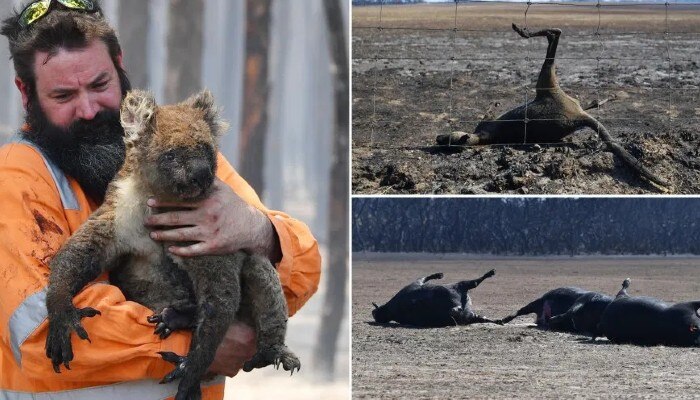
[
  {"left": 512, "top": 23, "right": 562, "bottom": 98},
  {"left": 436, "top": 132, "right": 481, "bottom": 147}
]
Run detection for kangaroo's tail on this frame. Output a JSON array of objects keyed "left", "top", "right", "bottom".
[{"left": 582, "top": 114, "right": 671, "bottom": 190}]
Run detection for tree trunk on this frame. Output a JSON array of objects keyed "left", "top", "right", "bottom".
[
  {"left": 239, "top": 0, "right": 271, "bottom": 193},
  {"left": 118, "top": 0, "right": 149, "bottom": 89},
  {"left": 314, "top": 0, "right": 349, "bottom": 381},
  {"left": 0, "top": 0, "right": 18, "bottom": 143},
  {"left": 165, "top": 0, "right": 204, "bottom": 103}
]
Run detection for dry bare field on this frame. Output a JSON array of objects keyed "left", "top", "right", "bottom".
[
  {"left": 352, "top": 255, "right": 700, "bottom": 399},
  {"left": 352, "top": 3, "right": 700, "bottom": 194}
]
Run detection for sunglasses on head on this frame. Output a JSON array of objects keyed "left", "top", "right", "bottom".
[{"left": 19, "top": 0, "right": 97, "bottom": 28}]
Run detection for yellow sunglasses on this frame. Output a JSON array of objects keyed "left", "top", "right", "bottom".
[{"left": 19, "top": 0, "right": 96, "bottom": 28}]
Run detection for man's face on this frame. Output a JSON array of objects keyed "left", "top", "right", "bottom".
[
  {"left": 31, "top": 39, "right": 122, "bottom": 128},
  {"left": 18, "top": 39, "right": 128, "bottom": 203}
]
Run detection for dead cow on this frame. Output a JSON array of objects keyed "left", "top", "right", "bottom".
[
  {"left": 498, "top": 287, "right": 589, "bottom": 332},
  {"left": 548, "top": 278, "right": 630, "bottom": 337},
  {"left": 597, "top": 287, "right": 700, "bottom": 346},
  {"left": 371, "top": 270, "right": 499, "bottom": 327},
  {"left": 499, "top": 279, "right": 630, "bottom": 336}
]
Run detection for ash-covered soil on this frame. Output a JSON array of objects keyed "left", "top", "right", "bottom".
[
  {"left": 352, "top": 4, "right": 700, "bottom": 194},
  {"left": 352, "top": 255, "right": 700, "bottom": 399}
]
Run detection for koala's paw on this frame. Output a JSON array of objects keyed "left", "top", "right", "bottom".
[
  {"left": 243, "top": 345, "right": 301, "bottom": 375},
  {"left": 159, "top": 351, "right": 203, "bottom": 400},
  {"left": 174, "top": 385, "right": 202, "bottom": 400},
  {"left": 121, "top": 90, "right": 155, "bottom": 121},
  {"left": 120, "top": 89, "right": 157, "bottom": 141},
  {"left": 148, "top": 307, "right": 195, "bottom": 339},
  {"left": 45, "top": 306, "right": 101, "bottom": 373},
  {"left": 158, "top": 351, "right": 189, "bottom": 384}
]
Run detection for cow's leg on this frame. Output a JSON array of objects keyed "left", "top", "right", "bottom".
[
  {"left": 616, "top": 278, "right": 631, "bottom": 298},
  {"left": 448, "top": 306, "right": 463, "bottom": 326},
  {"left": 455, "top": 270, "right": 495, "bottom": 310},
  {"left": 467, "top": 314, "right": 501, "bottom": 325},
  {"left": 498, "top": 297, "right": 544, "bottom": 325},
  {"left": 455, "top": 269, "right": 495, "bottom": 292},
  {"left": 450, "top": 308, "right": 501, "bottom": 325},
  {"left": 416, "top": 272, "right": 443, "bottom": 285},
  {"left": 548, "top": 309, "right": 574, "bottom": 330}
]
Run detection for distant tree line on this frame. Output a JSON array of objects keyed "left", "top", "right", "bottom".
[
  {"left": 352, "top": 0, "right": 424, "bottom": 5},
  {"left": 353, "top": 198, "right": 700, "bottom": 255}
]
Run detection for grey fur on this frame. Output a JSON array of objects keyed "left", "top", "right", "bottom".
[{"left": 45, "top": 89, "right": 299, "bottom": 400}]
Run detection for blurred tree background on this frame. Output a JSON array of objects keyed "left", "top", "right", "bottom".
[
  {"left": 0, "top": 0, "right": 348, "bottom": 398},
  {"left": 353, "top": 198, "right": 700, "bottom": 255}
]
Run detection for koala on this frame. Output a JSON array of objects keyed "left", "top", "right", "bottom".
[{"left": 45, "top": 89, "right": 300, "bottom": 400}]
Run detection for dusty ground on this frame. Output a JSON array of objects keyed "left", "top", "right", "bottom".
[
  {"left": 353, "top": 254, "right": 700, "bottom": 399},
  {"left": 352, "top": 4, "right": 700, "bottom": 194}
]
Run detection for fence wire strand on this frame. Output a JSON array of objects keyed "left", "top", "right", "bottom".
[
  {"left": 447, "top": 1, "right": 459, "bottom": 146},
  {"left": 355, "top": 0, "right": 700, "bottom": 150}
]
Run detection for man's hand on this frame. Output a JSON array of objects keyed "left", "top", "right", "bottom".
[
  {"left": 207, "top": 321, "right": 257, "bottom": 377},
  {"left": 145, "top": 179, "right": 281, "bottom": 262}
]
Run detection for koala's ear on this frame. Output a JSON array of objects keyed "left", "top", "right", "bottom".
[
  {"left": 186, "top": 89, "right": 230, "bottom": 137},
  {"left": 120, "top": 90, "right": 157, "bottom": 143}
]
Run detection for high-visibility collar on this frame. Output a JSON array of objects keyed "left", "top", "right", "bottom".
[{"left": 14, "top": 138, "right": 80, "bottom": 210}]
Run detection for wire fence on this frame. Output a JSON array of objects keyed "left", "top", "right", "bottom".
[{"left": 352, "top": 0, "right": 700, "bottom": 150}]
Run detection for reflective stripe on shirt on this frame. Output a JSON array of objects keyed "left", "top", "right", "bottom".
[
  {"left": 8, "top": 288, "right": 47, "bottom": 366},
  {"left": 9, "top": 282, "right": 107, "bottom": 366},
  {"left": 0, "top": 376, "right": 225, "bottom": 400},
  {"left": 15, "top": 139, "right": 80, "bottom": 211}
]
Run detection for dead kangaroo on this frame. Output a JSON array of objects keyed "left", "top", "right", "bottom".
[
  {"left": 436, "top": 23, "right": 670, "bottom": 189},
  {"left": 45, "top": 90, "right": 299, "bottom": 400}
]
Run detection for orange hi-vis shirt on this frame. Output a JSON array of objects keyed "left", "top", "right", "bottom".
[{"left": 0, "top": 141, "right": 321, "bottom": 399}]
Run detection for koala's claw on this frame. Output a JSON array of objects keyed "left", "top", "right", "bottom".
[
  {"left": 158, "top": 351, "right": 189, "bottom": 384},
  {"left": 174, "top": 386, "right": 202, "bottom": 400},
  {"left": 45, "top": 306, "right": 101, "bottom": 373},
  {"left": 158, "top": 351, "right": 202, "bottom": 400},
  {"left": 242, "top": 345, "right": 300, "bottom": 375},
  {"left": 148, "top": 307, "right": 195, "bottom": 339},
  {"left": 152, "top": 322, "right": 172, "bottom": 339}
]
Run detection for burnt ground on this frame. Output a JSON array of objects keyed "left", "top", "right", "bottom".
[
  {"left": 352, "top": 4, "right": 700, "bottom": 194},
  {"left": 352, "top": 255, "right": 700, "bottom": 399}
]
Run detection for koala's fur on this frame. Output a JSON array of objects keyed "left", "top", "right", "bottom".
[{"left": 45, "top": 90, "right": 299, "bottom": 400}]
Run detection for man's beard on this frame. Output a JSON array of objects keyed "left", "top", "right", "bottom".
[{"left": 21, "top": 100, "right": 126, "bottom": 204}]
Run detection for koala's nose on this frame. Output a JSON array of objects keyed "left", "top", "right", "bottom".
[{"left": 190, "top": 165, "right": 213, "bottom": 189}]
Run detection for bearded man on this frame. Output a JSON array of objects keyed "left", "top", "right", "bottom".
[{"left": 0, "top": 1, "right": 321, "bottom": 399}]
